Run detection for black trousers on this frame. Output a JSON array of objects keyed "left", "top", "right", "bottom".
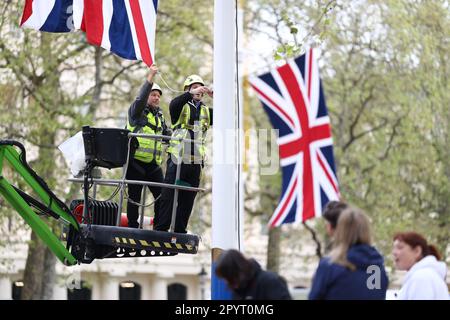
[
  {"left": 153, "top": 158, "right": 201, "bottom": 233},
  {"left": 126, "top": 158, "right": 163, "bottom": 228}
]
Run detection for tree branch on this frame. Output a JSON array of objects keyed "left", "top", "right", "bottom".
[{"left": 303, "top": 220, "right": 322, "bottom": 259}]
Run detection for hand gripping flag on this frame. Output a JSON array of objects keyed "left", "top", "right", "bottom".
[
  {"left": 249, "top": 49, "right": 340, "bottom": 227},
  {"left": 20, "top": 0, "right": 158, "bottom": 66}
]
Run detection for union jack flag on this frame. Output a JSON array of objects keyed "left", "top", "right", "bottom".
[
  {"left": 20, "top": 0, "right": 158, "bottom": 66},
  {"left": 250, "top": 49, "right": 340, "bottom": 226}
]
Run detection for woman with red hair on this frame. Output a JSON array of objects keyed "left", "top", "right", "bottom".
[{"left": 392, "top": 232, "right": 449, "bottom": 300}]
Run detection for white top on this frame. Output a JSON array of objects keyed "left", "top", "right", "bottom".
[{"left": 398, "top": 255, "right": 449, "bottom": 300}]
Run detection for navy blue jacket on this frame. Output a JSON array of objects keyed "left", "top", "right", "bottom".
[{"left": 308, "top": 244, "right": 388, "bottom": 300}]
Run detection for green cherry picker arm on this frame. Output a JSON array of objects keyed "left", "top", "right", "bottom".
[{"left": 0, "top": 141, "right": 79, "bottom": 266}]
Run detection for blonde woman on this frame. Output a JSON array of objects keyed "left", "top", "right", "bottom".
[{"left": 309, "top": 207, "right": 388, "bottom": 299}]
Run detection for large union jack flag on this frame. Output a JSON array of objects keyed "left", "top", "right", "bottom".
[
  {"left": 20, "top": 0, "right": 158, "bottom": 66},
  {"left": 250, "top": 49, "right": 340, "bottom": 226}
]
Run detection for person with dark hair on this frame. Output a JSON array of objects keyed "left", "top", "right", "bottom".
[
  {"left": 309, "top": 207, "right": 389, "bottom": 300},
  {"left": 215, "top": 249, "right": 292, "bottom": 300},
  {"left": 322, "top": 200, "right": 348, "bottom": 236},
  {"left": 322, "top": 200, "right": 348, "bottom": 254},
  {"left": 392, "top": 231, "right": 449, "bottom": 300}
]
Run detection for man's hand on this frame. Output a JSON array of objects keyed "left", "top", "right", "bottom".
[
  {"left": 205, "top": 87, "right": 213, "bottom": 98},
  {"left": 190, "top": 86, "right": 213, "bottom": 96},
  {"left": 147, "top": 64, "right": 158, "bottom": 83}
]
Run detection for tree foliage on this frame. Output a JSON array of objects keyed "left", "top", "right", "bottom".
[
  {"left": 0, "top": 0, "right": 213, "bottom": 299},
  {"left": 0, "top": 0, "right": 448, "bottom": 295},
  {"left": 247, "top": 0, "right": 450, "bottom": 280}
]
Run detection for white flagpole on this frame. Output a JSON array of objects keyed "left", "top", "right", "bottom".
[{"left": 211, "top": 0, "right": 241, "bottom": 299}]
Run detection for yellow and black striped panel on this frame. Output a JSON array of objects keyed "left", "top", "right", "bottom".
[{"left": 113, "top": 237, "right": 196, "bottom": 252}]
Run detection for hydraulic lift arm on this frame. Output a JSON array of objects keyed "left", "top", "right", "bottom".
[
  {"left": 0, "top": 131, "right": 201, "bottom": 266},
  {"left": 0, "top": 141, "right": 79, "bottom": 266}
]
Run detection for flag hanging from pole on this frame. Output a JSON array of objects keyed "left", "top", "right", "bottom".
[
  {"left": 249, "top": 49, "right": 340, "bottom": 227},
  {"left": 20, "top": 0, "right": 158, "bottom": 66},
  {"left": 20, "top": 0, "right": 74, "bottom": 33}
]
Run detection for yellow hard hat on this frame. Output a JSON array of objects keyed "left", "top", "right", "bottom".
[
  {"left": 183, "top": 74, "right": 205, "bottom": 90},
  {"left": 151, "top": 83, "right": 162, "bottom": 95}
]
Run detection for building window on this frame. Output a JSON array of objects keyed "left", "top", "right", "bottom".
[
  {"left": 12, "top": 280, "right": 24, "bottom": 300},
  {"left": 119, "top": 281, "right": 141, "bottom": 300},
  {"left": 67, "top": 281, "right": 92, "bottom": 300},
  {"left": 168, "top": 283, "right": 187, "bottom": 300}
]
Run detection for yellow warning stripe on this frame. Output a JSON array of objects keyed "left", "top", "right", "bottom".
[
  {"left": 152, "top": 241, "right": 161, "bottom": 248},
  {"left": 113, "top": 238, "right": 195, "bottom": 252}
]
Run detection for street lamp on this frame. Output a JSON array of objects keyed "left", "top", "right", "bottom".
[{"left": 198, "top": 265, "right": 207, "bottom": 300}]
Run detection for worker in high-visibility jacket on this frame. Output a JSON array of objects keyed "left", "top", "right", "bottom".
[
  {"left": 153, "top": 74, "right": 213, "bottom": 233},
  {"left": 126, "top": 64, "right": 171, "bottom": 228}
]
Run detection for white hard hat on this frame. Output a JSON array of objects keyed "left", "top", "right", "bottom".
[
  {"left": 151, "top": 83, "right": 162, "bottom": 95},
  {"left": 183, "top": 74, "right": 205, "bottom": 90}
]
